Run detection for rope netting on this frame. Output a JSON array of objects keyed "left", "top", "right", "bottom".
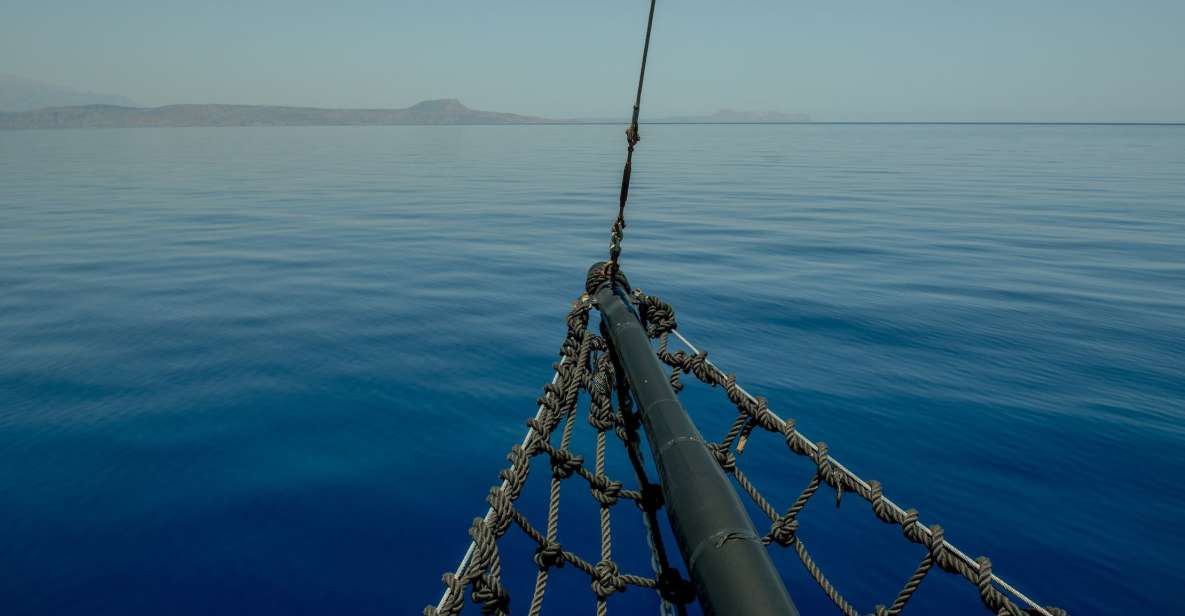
[
  {"left": 426, "top": 295, "right": 691, "bottom": 616},
  {"left": 427, "top": 287, "right": 1067, "bottom": 616},
  {"left": 635, "top": 291, "right": 1067, "bottom": 616}
]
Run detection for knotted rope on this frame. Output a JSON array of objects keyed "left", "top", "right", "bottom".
[
  {"left": 429, "top": 286, "right": 1066, "bottom": 616},
  {"left": 426, "top": 294, "right": 689, "bottom": 616},
  {"left": 606, "top": 0, "right": 658, "bottom": 284},
  {"left": 635, "top": 290, "right": 1068, "bottom": 616}
]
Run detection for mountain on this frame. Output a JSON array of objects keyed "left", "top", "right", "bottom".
[
  {"left": 0, "top": 90, "right": 813, "bottom": 129},
  {"left": 0, "top": 75, "right": 137, "bottom": 112},
  {"left": 653, "top": 109, "right": 811, "bottom": 123},
  {"left": 0, "top": 99, "right": 548, "bottom": 129},
  {"left": 405, "top": 99, "right": 471, "bottom": 113}
]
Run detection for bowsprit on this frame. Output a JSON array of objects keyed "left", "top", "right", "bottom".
[{"left": 426, "top": 2, "right": 1067, "bottom": 615}]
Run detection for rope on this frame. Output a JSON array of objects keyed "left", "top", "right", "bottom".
[
  {"left": 664, "top": 328, "right": 1056, "bottom": 614},
  {"left": 432, "top": 368, "right": 562, "bottom": 614},
  {"left": 607, "top": 328, "right": 690, "bottom": 616},
  {"left": 425, "top": 294, "right": 692, "bottom": 616},
  {"left": 607, "top": 0, "right": 659, "bottom": 284},
  {"left": 428, "top": 286, "right": 1066, "bottom": 616},
  {"left": 634, "top": 290, "right": 1068, "bottom": 616},
  {"left": 427, "top": 0, "right": 1067, "bottom": 610}
]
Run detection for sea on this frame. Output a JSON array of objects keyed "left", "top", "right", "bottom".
[{"left": 1, "top": 124, "right": 1183, "bottom": 615}]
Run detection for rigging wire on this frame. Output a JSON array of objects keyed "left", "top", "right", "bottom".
[
  {"left": 665, "top": 327, "right": 1055, "bottom": 616},
  {"left": 607, "top": 0, "right": 658, "bottom": 282}
]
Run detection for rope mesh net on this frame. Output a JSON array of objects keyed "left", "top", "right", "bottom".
[
  {"left": 426, "top": 296, "right": 690, "bottom": 616},
  {"left": 427, "top": 287, "right": 1066, "bottom": 616}
]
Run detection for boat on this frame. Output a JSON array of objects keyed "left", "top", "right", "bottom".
[{"left": 426, "top": 3, "right": 1067, "bottom": 615}]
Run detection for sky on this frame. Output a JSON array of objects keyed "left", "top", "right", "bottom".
[{"left": 2, "top": 0, "right": 1183, "bottom": 122}]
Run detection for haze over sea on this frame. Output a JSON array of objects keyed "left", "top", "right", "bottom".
[{"left": 1, "top": 124, "right": 1183, "bottom": 615}]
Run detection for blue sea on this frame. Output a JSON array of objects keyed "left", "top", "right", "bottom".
[{"left": 1, "top": 124, "right": 1183, "bottom": 615}]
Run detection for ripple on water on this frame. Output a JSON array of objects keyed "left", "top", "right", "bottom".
[{"left": 1, "top": 124, "right": 1183, "bottom": 614}]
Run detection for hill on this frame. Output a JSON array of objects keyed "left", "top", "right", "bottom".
[{"left": 0, "top": 99, "right": 547, "bottom": 129}]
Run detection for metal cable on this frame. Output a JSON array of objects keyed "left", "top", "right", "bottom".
[
  {"left": 430, "top": 287, "right": 1066, "bottom": 616},
  {"left": 433, "top": 369, "right": 561, "bottom": 613},
  {"left": 631, "top": 298, "right": 1065, "bottom": 616},
  {"left": 667, "top": 328, "right": 1053, "bottom": 615},
  {"left": 426, "top": 296, "right": 688, "bottom": 616},
  {"left": 607, "top": 0, "right": 659, "bottom": 283}
]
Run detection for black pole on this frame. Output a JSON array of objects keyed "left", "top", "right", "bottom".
[{"left": 588, "top": 263, "right": 799, "bottom": 616}]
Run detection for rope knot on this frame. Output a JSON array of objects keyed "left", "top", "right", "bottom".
[
  {"left": 535, "top": 387, "right": 561, "bottom": 424},
  {"left": 973, "top": 555, "right": 1013, "bottom": 613},
  {"left": 590, "top": 474, "right": 623, "bottom": 506},
  {"left": 485, "top": 487, "right": 514, "bottom": 535},
  {"left": 588, "top": 410, "right": 616, "bottom": 431},
  {"left": 685, "top": 351, "right": 714, "bottom": 382},
  {"left": 533, "top": 540, "right": 565, "bottom": 570},
  {"left": 810, "top": 441, "right": 846, "bottom": 506},
  {"left": 780, "top": 418, "right": 811, "bottom": 456},
  {"left": 591, "top": 560, "right": 627, "bottom": 598},
  {"left": 867, "top": 480, "right": 897, "bottom": 524},
  {"left": 549, "top": 449, "right": 583, "bottom": 479},
  {"left": 721, "top": 372, "right": 741, "bottom": 400},
  {"left": 812, "top": 441, "right": 838, "bottom": 483},
  {"left": 425, "top": 572, "right": 465, "bottom": 616},
  {"left": 502, "top": 445, "right": 529, "bottom": 479},
  {"left": 523, "top": 430, "right": 547, "bottom": 456},
  {"left": 707, "top": 443, "right": 737, "bottom": 472},
  {"left": 471, "top": 573, "right": 510, "bottom": 615},
  {"left": 742, "top": 395, "right": 772, "bottom": 426},
  {"left": 637, "top": 293, "right": 677, "bottom": 336},
  {"left": 927, "top": 525, "right": 959, "bottom": 572},
  {"left": 668, "top": 364, "right": 684, "bottom": 392},
  {"left": 506, "top": 443, "right": 528, "bottom": 465},
  {"left": 768, "top": 515, "right": 800, "bottom": 547},
  {"left": 901, "top": 508, "right": 926, "bottom": 543},
  {"left": 974, "top": 555, "right": 993, "bottom": 589},
  {"left": 587, "top": 367, "right": 617, "bottom": 431},
  {"left": 973, "top": 555, "right": 1035, "bottom": 615},
  {"left": 585, "top": 261, "right": 631, "bottom": 295}
]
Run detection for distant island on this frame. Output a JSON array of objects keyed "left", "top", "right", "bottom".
[
  {"left": 0, "top": 74, "right": 812, "bottom": 129},
  {"left": 0, "top": 101, "right": 813, "bottom": 129},
  {"left": 0, "top": 99, "right": 551, "bottom": 129}
]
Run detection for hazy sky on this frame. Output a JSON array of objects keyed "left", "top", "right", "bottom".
[{"left": 3, "top": 0, "right": 1183, "bottom": 121}]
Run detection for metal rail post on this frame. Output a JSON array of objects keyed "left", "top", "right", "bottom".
[{"left": 588, "top": 263, "right": 799, "bottom": 616}]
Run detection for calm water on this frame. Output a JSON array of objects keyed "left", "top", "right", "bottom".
[{"left": 1, "top": 125, "right": 1183, "bottom": 615}]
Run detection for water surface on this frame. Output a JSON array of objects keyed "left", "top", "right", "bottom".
[{"left": 2, "top": 124, "right": 1183, "bottom": 615}]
